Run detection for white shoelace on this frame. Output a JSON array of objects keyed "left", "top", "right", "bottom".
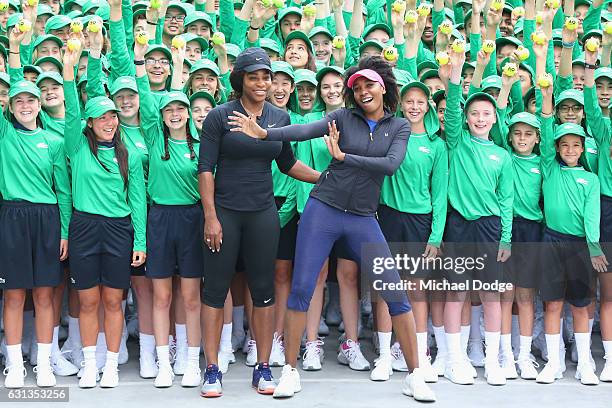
[
  {"left": 3, "top": 365, "right": 27, "bottom": 377},
  {"left": 247, "top": 339, "right": 257, "bottom": 353},
  {"left": 518, "top": 354, "right": 540, "bottom": 368},
  {"left": 342, "top": 339, "right": 362, "bottom": 362},
  {"left": 303, "top": 340, "right": 324, "bottom": 360},
  {"left": 273, "top": 334, "right": 285, "bottom": 353},
  {"left": 391, "top": 343, "right": 404, "bottom": 360}
]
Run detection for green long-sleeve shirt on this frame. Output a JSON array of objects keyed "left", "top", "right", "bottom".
[
  {"left": 64, "top": 80, "right": 147, "bottom": 252},
  {"left": 445, "top": 82, "right": 514, "bottom": 245},
  {"left": 379, "top": 132, "right": 449, "bottom": 246},
  {"left": 585, "top": 85, "right": 612, "bottom": 197},
  {"left": 540, "top": 115, "right": 602, "bottom": 256}
]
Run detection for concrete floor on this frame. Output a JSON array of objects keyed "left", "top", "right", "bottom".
[{"left": 8, "top": 328, "right": 612, "bottom": 408}]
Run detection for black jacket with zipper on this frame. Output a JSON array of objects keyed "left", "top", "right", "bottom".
[{"left": 266, "top": 107, "right": 411, "bottom": 216}]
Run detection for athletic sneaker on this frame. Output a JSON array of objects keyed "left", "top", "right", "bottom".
[
  {"left": 467, "top": 340, "right": 486, "bottom": 367},
  {"left": 60, "top": 339, "right": 84, "bottom": 368},
  {"left": 600, "top": 360, "right": 612, "bottom": 382},
  {"left": 245, "top": 339, "right": 258, "bottom": 367},
  {"left": 269, "top": 332, "right": 285, "bottom": 367},
  {"left": 444, "top": 360, "right": 475, "bottom": 385},
  {"left": 431, "top": 351, "right": 446, "bottom": 376},
  {"left": 33, "top": 364, "right": 56, "bottom": 387},
  {"left": 302, "top": 340, "right": 324, "bottom": 371},
  {"left": 517, "top": 355, "right": 539, "bottom": 380},
  {"left": 273, "top": 364, "right": 301, "bottom": 398},
  {"left": 391, "top": 342, "right": 409, "bottom": 372},
  {"left": 139, "top": 353, "right": 158, "bottom": 379},
  {"left": 500, "top": 354, "right": 518, "bottom": 379},
  {"left": 318, "top": 317, "right": 330, "bottom": 337},
  {"left": 419, "top": 356, "right": 439, "bottom": 383},
  {"left": 181, "top": 364, "right": 202, "bottom": 387},
  {"left": 370, "top": 354, "right": 393, "bottom": 381},
  {"left": 154, "top": 364, "right": 175, "bottom": 388},
  {"left": 575, "top": 364, "right": 599, "bottom": 385},
  {"left": 51, "top": 352, "right": 79, "bottom": 376},
  {"left": 173, "top": 345, "right": 188, "bottom": 375},
  {"left": 252, "top": 362, "right": 276, "bottom": 394},
  {"left": 484, "top": 361, "right": 506, "bottom": 386},
  {"left": 337, "top": 339, "right": 370, "bottom": 371},
  {"left": 100, "top": 365, "right": 119, "bottom": 388},
  {"left": 402, "top": 368, "right": 436, "bottom": 402},
  {"left": 242, "top": 332, "right": 252, "bottom": 354},
  {"left": 200, "top": 364, "right": 222, "bottom": 398},
  {"left": 535, "top": 362, "right": 563, "bottom": 384},
  {"left": 78, "top": 363, "right": 99, "bottom": 388},
  {"left": 218, "top": 350, "right": 235, "bottom": 374},
  {"left": 3, "top": 365, "right": 27, "bottom": 388}
]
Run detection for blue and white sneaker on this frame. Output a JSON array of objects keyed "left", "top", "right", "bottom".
[
  {"left": 200, "top": 364, "right": 222, "bottom": 398},
  {"left": 252, "top": 362, "right": 276, "bottom": 395}
]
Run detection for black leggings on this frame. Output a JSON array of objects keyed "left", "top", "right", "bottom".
[{"left": 201, "top": 204, "right": 279, "bottom": 308}]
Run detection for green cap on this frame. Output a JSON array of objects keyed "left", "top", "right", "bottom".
[
  {"left": 64, "top": 0, "right": 87, "bottom": 11},
  {"left": 181, "top": 2, "right": 196, "bottom": 15},
  {"left": 595, "top": 67, "right": 612, "bottom": 82},
  {"left": 131, "top": 0, "right": 148, "bottom": 13},
  {"left": 271, "top": 61, "right": 295, "bottom": 80},
  {"left": 582, "top": 29, "right": 603, "bottom": 43},
  {"left": 225, "top": 43, "right": 241, "bottom": 59},
  {"left": 189, "top": 58, "right": 220, "bottom": 76},
  {"left": 0, "top": 72, "right": 9, "bottom": 87},
  {"left": 363, "top": 23, "right": 392, "bottom": 40},
  {"left": 7, "top": 0, "right": 19, "bottom": 10},
  {"left": 514, "top": 18, "right": 524, "bottom": 35},
  {"left": 160, "top": 90, "right": 190, "bottom": 110},
  {"left": 463, "top": 61, "right": 476, "bottom": 73},
  {"left": 33, "top": 34, "right": 63, "bottom": 50},
  {"left": 359, "top": 40, "right": 384, "bottom": 55},
  {"left": 495, "top": 36, "right": 522, "bottom": 50},
  {"left": 294, "top": 68, "right": 317, "bottom": 86},
  {"left": 278, "top": 6, "right": 302, "bottom": 23},
  {"left": 37, "top": 4, "right": 54, "bottom": 17},
  {"left": 400, "top": 81, "right": 430, "bottom": 99},
  {"left": 36, "top": 71, "right": 63, "bottom": 86},
  {"left": 82, "top": 0, "right": 107, "bottom": 15},
  {"left": 417, "top": 60, "right": 439, "bottom": 75},
  {"left": 77, "top": 72, "right": 88, "bottom": 87},
  {"left": 420, "top": 69, "right": 440, "bottom": 82},
  {"left": 572, "top": 57, "right": 585, "bottom": 67},
  {"left": 456, "top": 0, "right": 472, "bottom": 7},
  {"left": 84, "top": 96, "right": 119, "bottom": 120},
  {"left": 34, "top": 56, "right": 63, "bottom": 72},
  {"left": 45, "top": 15, "right": 72, "bottom": 33},
  {"left": 189, "top": 91, "right": 216, "bottom": 108},
  {"left": 182, "top": 33, "right": 209, "bottom": 52},
  {"left": 9, "top": 80, "right": 41, "bottom": 99},
  {"left": 95, "top": 3, "right": 111, "bottom": 21},
  {"left": 67, "top": 10, "right": 83, "bottom": 19},
  {"left": 308, "top": 26, "right": 333, "bottom": 40},
  {"left": 574, "top": 0, "right": 592, "bottom": 8},
  {"left": 432, "top": 89, "right": 446, "bottom": 106},
  {"left": 24, "top": 65, "right": 43, "bottom": 76},
  {"left": 400, "top": 81, "right": 440, "bottom": 137},
  {"left": 481, "top": 75, "right": 502, "bottom": 91},
  {"left": 184, "top": 11, "right": 213, "bottom": 28},
  {"left": 555, "top": 89, "right": 584, "bottom": 107},
  {"left": 285, "top": 30, "right": 314, "bottom": 54},
  {"left": 145, "top": 44, "right": 172, "bottom": 61},
  {"left": 166, "top": 1, "right": 188, "bottom": 15},
  {"left": 315, "top": 65, "right": 344, "bottom": 84},
  {"left": 7, "top": 13, "right": 23, "bottom": 31},
  {"left": 554, "top": 122, "right": 587, "bottom": 140},
  {"left": 393, "top": 68, "right": 413, "bottom": 87},
  {"left": 464, "top": 91, "right": 497, "bottom": 111},
  {"left": 508, "top": 112, "right": 540, "bottom": 130},
  {"left": 261, "top": 38, "right": 281, "bottom": 54},
  {"left": 602, "top": 9, "right": 612, "bottom": 22},
  {"left": 110, "top": 76, "right": 138, "bottom": 96}
]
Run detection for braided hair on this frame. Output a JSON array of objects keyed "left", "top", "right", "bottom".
[
  {"left": 83, "top": 126, "right": 130, "bottom": 190},
  {"left": 161, "top": 122, "right": 198, "bottom": 161}
]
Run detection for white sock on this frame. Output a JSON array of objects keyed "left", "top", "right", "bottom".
[
  {"left": 220, "top": 323, "right": 233, "bottom": 352},
  {"left": 545, "top": 334, "right": 560, "bottom": 366},
  {"left": 445, "top": 332, "right": 462, "bottom": 363},
  {"left": 500, "top": 333, "right": 513, "bottom": 358},
  {"left": 603, "top": 340, "right": 612, "bottom": 362},
  {"left": 469, "top": 306, "right": 482, "bottom": 341},
  {"left": 484, "top": 331, "right": 500, "bottom": 365},
  {"left": 232, "top": 306, "right": 244, "bottom": 335},
  {"left": 6, "top": 344, "right": 23, "bottom": 367},
  {"left": 96, "top": 332, "right": 107, "bottom": 353},
  {"left": 105, "top": 351, "right": 119, "bottom": 369},
  {"left": 416, "top": 331, "right": 428, "bottom": 363},
  {"left": 519, "top": 335, "right": 532, "bottom": 360},
  {"left": 83, "top": 346, "right": 96, "bottom": 367},
  {"left": 433, "top": 326, "right": 446, "bottom": 356},
  {"left": 168, "top": 334, "right": 174, "bottom": 345},
  {"left": 37, "top": 343, "right": 52, "bottom": 367},
  {"left": 156, "top": 345, "right": 171, "bottom": 368},
  {"left": 67, "top": 316, "right": 81, "bottom": 345},
  {"left": 378, "top": 332, "right": 392, "bottom": 356},
  {"left": 460, "top": 325, "right": 470, "bottom": 353},
  {"left": 139, "top": 333, "right": 155, "bottom": 356},
  {"left": 574, "top": 332, "right": 592, "bottom": 367},
  {"left": 188, "top": 346, "right": 200, "bottom": 366},
  {"left": 175, "top": 324, "right": 187, "bottom": 348},
  {"left": 51, "top": 325, "right": 61, "bottom": 355}
]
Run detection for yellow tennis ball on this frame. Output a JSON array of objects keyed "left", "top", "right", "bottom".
[
  {"left": 515, "top": 45, "right": 530, "bottom": 61},
  {"left": 531, "top": 31, "right": 547, "bottom": 45},
  {"left": 70, "top": 20, "right": 83, "bottom": 33},
  {"left": 564, "top": 17, "right": 578, "bottom": 31},
  {"left": 585, "top": 37, "right": 600, "bottom": 52},
  {"left": 303, "top": 4, "right": 316, "bottom": 17},
  {"left": 435, "top": 51, "right": 450, "bottom": 65},
  {"left": 332, "top": 36, "right": 345, "bottom": 49},
  {"left": 17, "top": 18, "right": 32, "bottom": 33},
  {"left": 0, "top": 0, "right": 8, "bottom": 12},
  {"left": 482, "top": 40, "right": 495, "bottom": 54},
  {"left": 439, "top": 20, "right": 452, "bottom": 35},
  {"left": 171, "top": 35, "right": 186, "bottom": 49},
  {"left": 491, "top": 0, "right": 505, "bottom": 11},
  {"left": 537, "top": 73, "right": 552, "bottom": 88},
  {"left": 392, "top": 1, "right": 405, "bottom": 13},
  {"left": 273, "top": 0, "right": 285, "bottom": 8},
  {"left": 136, "top": 32, "right": 149, "bottom": 45},
  {"left": 87, "top": 19, "right": 102, "bottom": 33},
  {"left": 502, "top": 62, "right": 518, "bottom": 77},
  {"left": 545, "top": 0, "right": 560, "bottom": 9},
  {"left": 605, "top": 22, "right": 612, "bottom": 35},
  {"left": 27, "top": 0, "right": 38, "bottom": 6},
  {"left": 512, "top": 7, "right": 525, "bottom": 18},
  {"left": 417, "top": 3, "right": 431, "bottom": 17},
  {"left": 404, "top": 10, "right": 418, "bottom": 24},
  {"left": 383, "top": 46, "right": 398, "bottom": 62},
  {"left": 67, "top": 38, "right": 81, "bottom": 52},
  {"left": 451, "top": 39, "right": 465, "bottom": 54},
  {"left": 261, "top": 0, "right": 272, "bottom": 7},
  {"left": 150, "top": 0, "right": 162, "bottom": 9},
  {"left": 211, "top": 32, "right": 225, "bottom": 45},
  {"left": 535, "top": 13, "right": 543, "bottom": 24}
]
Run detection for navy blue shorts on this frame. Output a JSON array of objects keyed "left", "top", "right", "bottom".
[
  {"left": 146, "top": 204, "right": 204, "bottom": 279},
  {"left": 442, "top": 209, "right": 504, "bottom": 287},
  {"left": 275, "top": 197, "right": 298, "bottom": 261},
  {"left": 539, "top": 227, "right": 595, "bottom": 307},
  {"left": 506, "top": 217, "right": 543, "bottom": 288},
  {"left": 69, "top": 211, "right": 133, "bottom": 290},
  {"left": 601, "top": 195, "right": 612, "bottom": 260},
  {"left": 0, "top": 201, "right": 62, "bottom": 289}
]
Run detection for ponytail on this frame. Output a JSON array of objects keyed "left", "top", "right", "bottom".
[{"left": 84, "top": 126, "right": 130, "bottom": 190}]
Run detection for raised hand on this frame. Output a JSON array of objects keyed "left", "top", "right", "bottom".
[
  {"left": 134, "top": 36, "right": 148, "bottom": 60},
  {"left": 323, "top": 121, "right": 345, "bottom": 161},
  {"left": 228, "top": 110, "right": 267, "bottom": 139}
]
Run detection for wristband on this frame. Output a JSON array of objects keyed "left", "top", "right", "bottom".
[
  {"left": 541, "top": 111, "right": 553, "bottom": 118},
  {"left": 585, "top": 63, "right": 599, "bottom": 70},
  {"left": 562, "top": 41, "right": 575, "bottom": 49},
  {"left": 134, "top": 59, "right": 145, "bottom": 65},
  {"left": 9, "top": 51, "right": 20, "bottom": 54},
  {"left": 147, "top": 20, "right": 157, "bottom": 26}
]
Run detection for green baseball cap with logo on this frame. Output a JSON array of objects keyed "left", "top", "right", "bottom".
[
  {"left": 84, "top": 96, "right": 120, "bottom": 120},
  {"left": 33, "top": 34, "right": 63, "bottom": 50},
  {"left": 285, "top": 30, "right": 314, "bottom": 54},
  {"left": 554, "top": 122, "right": 587, "bottom": 140},
  {"left": 417, "top": 61, "right": 439, "bottom": 75},
  {"left": 64, "top": 0, "right": 87, "bottom": 11},
  {"left": 225, "top": 43, "right": 241, "bottom": 59},
  {"left": 464, "top": 91, "right": 498, "bottom": 112},
  {"left": 184, "top": 11, "right": 213, "bottom": 29},
  {"left": 278, "top": 6, "right": 302, "bottom": 23},
  {"left": 36, "top": 71, "right": 64, "bottom": 86},
  {"left": 359, "top": 40, "right": 384, "bottom": 55},
  {"left": 315, "top": 65, "right": 344, "bottom": 84},
  {"left": 400, "top": 81, "right": 439, "bottom": 137},
  {"left": 555, "top": 89, "right": 584, "bottom": 107},
  {"left": 34, "top": 56, "right": 63, "bottom": 72},
  {"left": 7, "top": 13, "right": 23, "bottom": 31},
  {"left": 309, "top": 26, "right": 333, "bottom": 41},
  {"left": 261, "top": 38, "right": 281, "bottom": 54},
  {"left": 110, "top": 76, "right": 138, "bottom": 96},
  {"left": 508, "top": 112, "right": 541, "bottom": 130},
  {"left": 37, "top": 4, "right": 54, "bottom": 17},
  {"left": 481, "top": 75, "right": 503, "bottom": 91},
  {"left": 294, "top": 68, "right": 317, "bottom": 86},
  {"left": 182, "top": 33, "right": 209, "bottom": 52},
  {"left": 45, "top": 15, "right": 72, "bottom": 33},
  {"left": 363, "top": 23, "right": 392, "bottom": 41},
  {"left": 145, "top": 44, "right": 172, "bottom": 61},
  {"left": 166, "top": 1, "right": 188, "bottom": 15},
  {"left": 271, "top": 61, "right": 295, "bottom": 80},
  {"left": 595, "top": 67, "right": 612, "bottom": 82},
  {"left": 81, "top": 0, "right": 106, "bottom": 15},
  {"left": 189, "top": 91, "right": 216, "bottom": 107},
  {"left": 9, "top": 80, "right": 42, "bottom": 99},
  {"left": 160, "top": 91, "right": 190, "bottom": 110},
  {"left": 189, "top": 58, "right": 220, "bottom": 76}
]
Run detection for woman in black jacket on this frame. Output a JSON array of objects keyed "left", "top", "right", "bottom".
[{"left": 230, "top": 56, "right": 435, "bottom": 402}]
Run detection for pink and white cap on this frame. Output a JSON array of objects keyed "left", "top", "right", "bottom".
[{"left": 347, "top": 69, "right": 385, "bottom": 90}]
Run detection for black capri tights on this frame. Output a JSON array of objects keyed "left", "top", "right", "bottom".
[{"left": 202, "top": 204, "right": 279, "bottom": 308}]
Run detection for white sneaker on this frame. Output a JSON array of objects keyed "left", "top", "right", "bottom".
[
  {"left": 99, "top": 365, "right": 119, "bottom": 388},
  {"left": 484, "top": 361, "right": 507, "bottom": 386},
  {"left": 154, "top": 364, "right": 174, "bottom": 388},
  {"left": 463, "top": 353, "right": 478, "bottom": 378},
  {"left": 517, "top": 355, "right": 539, "bottom": 380},
  {"left": 444, "top": 360, "right": 475, "bottom": 385},
  {"left": 302, "top": 340, "right": 324, "bottom": 371},
  {"left": 173, "top": 345, "right": 188, "bottom": 375},
  {"left": 402, "top": 368, "right": 436, "bottom": 402},
  {"left": 575, "top": 363, "right": 599, "bottom": 385},
  {"left": 242, "top": 332, "right": 252, "bottom": 354},
  {"left": 181, "top": 363, "right": 201, "bottom": 387},
  {"left": 318, "top": 317, "right": 329, "bottom": 337},
  {"left": 34, "top": 364, "right": 56, "bottom": 387},
  {"left": 273, "top": 364, "right": 301, "bottom": 398},
  {"left": 60, "top": 339, "right": 84, "bottom": 368},
  {"left": 419, "top": 356, "right": 439, "bottom": 383},
  {"left": 269, "top": 332, "right": 286, "bottom": 367},
  {"left": 139, "top": 352, "right": 158, "bottom": 379},
  {"left": 51, "top": 352, "right": 79, "bottom": 376},
  {"left": 536, "top": 362, "right": 563, "bottom": 384},
  {"left": 245, "top": 339, "right": 257, "bottom": 367},
  {"left": 431, "top": 351, "right": 446, "bottom": 376},
  {"left": 500, "top": 354, "right": 518, "bottom": 379},
  {"left": 600, "top": 361, "right": 612, "bottom": 382},
  {"left": 467, "top": 340, "right": 485, "bottom": 367},
  {"left": 391, "top": 342, "right": 409, "bottom": 372},
  {"left": 218, "top": 350, "right": 235, "bottom": 374},
  {"left": 3, "top": 365, "right": 27, "bottom": 388},
  {"left": 78, "top": 363, "right": 99, "bottom": 388},
  {"left": 337, "top": 339, "right": 370, "bottom": 371},
  {"left": 370, "top": 354, "right": 393, "bottom": 381}
]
